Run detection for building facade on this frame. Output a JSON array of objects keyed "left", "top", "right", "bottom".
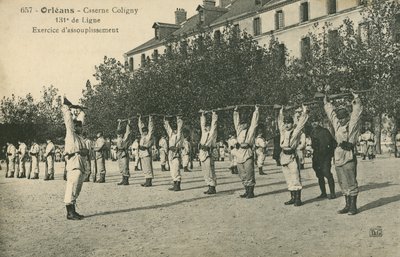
[{"left": 125, "top": 0, "right": 370, "bottom": 71}]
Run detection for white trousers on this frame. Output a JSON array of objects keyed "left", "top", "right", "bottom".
[{"left": 64, "top": 169, "right": 85, "bottom": 205}]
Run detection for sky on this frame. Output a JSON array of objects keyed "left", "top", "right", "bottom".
[{"left": 0, "top": 0, "right": 201, "bottom": 103}]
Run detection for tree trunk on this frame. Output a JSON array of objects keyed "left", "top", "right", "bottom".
[
  {"left": 391, "top": 119, "right": 398, "bottom": 157},
  {"left": 373, "top": 114, "right": 382, "bottom": 154}
]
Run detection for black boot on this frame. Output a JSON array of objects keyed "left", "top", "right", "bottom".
[
  {"left": 31, "top": 173, "right": 39, "bottom": 179},
  {"left": 44, "top": 174, "right": 50, "bottom": 181},
  {"left": 246, "top": 186, "right": 255, "bottom": 199},
  {"left": 168, "top": 181, "right": 177, "bottom": 191},
  {"left": 259, "top": 167, "right": 266, "bottom": 175},
  {"left": 20, "top": 172, "right": 26, "bottom": 178},
  {"left": 327, "top": 176, "right": 336, "bottom": 199},
  {"left": 118, "top": 176, "right": 129, "bottom": 185},
  {"left": 337, "top": 195, "right": 350, "bottom": 214},
  {"left": 175, "top": 181, "right": 181, "bottom": 191},
  {"left": 184, "top": 166, "right": 191, "bottom": 172},
  {"left": 362, "top": 155, "right": 366, "bottom": 160},
  {"left": 240, "top": 186, "right": 248, "bottom": 198},
  {"left": 49, "top": 173, "right": 54, "bottom": 180},
  {"left": 317, "top": 178, "right": 327, "bottom": 198},
  {"left": 66, "top": 205, "right": 82, "bottom": 220},
  {"left": 9, "top": 172, "right": 14, "bottom": 178},
  {"left": 233, "top": 166, "right": 239, "bottom": 174},
  {"left": 348, "top": 195, "right": 358, "bottom": 215},
  {"left": 96, "top": 174, "right": 105, "bottom": 183},
  {"left": 141, "top": 178, "right": 152, "bottom": 187},
  {"left": 71, "top": 204, "right": 85, "bottom": 219},
  {"left": 276, "top": 160, "right": 281, "bottom": 166},
  {"left": 294, "top": 190, "right": 302, "bottom": 206},
  {"left": 161, "top": 165, "right": 166, "bottom": 171},
  {"left": 284, "top": 191, "right": 295, "bottom": 205},
  {"left": 83, "top": 173, "right": 90, "bottom": 182},
  {"left": 204, "top": 186, "right": 216, "bottom": 195},
  {"left": 230, "top": 167, "right": 234, "bottom": 174}
]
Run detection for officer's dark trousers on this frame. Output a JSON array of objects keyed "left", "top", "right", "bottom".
[{"left": 312, "top": 157, "right": 335, "bottom": 195}]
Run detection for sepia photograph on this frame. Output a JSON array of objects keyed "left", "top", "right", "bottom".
[{"left": 0, "top": 0, "right": 399, "bottom": 256}]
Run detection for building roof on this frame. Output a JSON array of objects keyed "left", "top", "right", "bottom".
[
  {"left": 125, "top": 37, "right": 165, "bottom": 56},
  {"left": 152, "top": 22, "right": 181, "bottom": 29},
  {"left": 171, "top": 14, "right": 201, "bottom": 36},
  {"left": 211, "top": 0, "right": 271, "bottom": 26}
]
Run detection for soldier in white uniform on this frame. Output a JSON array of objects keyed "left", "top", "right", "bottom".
[
  {"left": 93, "top": 132, "right": 107, "bottom": 183},
  {"left": 17, "top": 141, "right": 27, "bottom": 178},
  {"left": 199, "top": 111, "right": 218, "bottom": 194},
  {"left": 62, "top": 98, "right": 88, "bottom": 220},
  {"left": 116, "top": 120, "right": 132, "bottom": 186},
  {"left": 255, "top": 131, "right": 267, "bottom": 175},
  {"left": 217, "top": 141, "right": 226, "bottom": 161},
  {"left": 324, "top": 93, "right": 363, "bottom": 215},
  {"left": 396, "top": 129, "right": 400, "bottom": 158},
  {"left": 278, "top": 105, "right": 309, "bottom": 206},
  {"left": 164, "top": 116, "right": 183, "bottom": 191},
  {"left": 159, "top": 134, "right": 169, "bottom": 171},
  {"left": 131, "top": 137, "right": 141, "bottom": 171},
  {"left": 44, "top": 139, "right": 55, "bottom": 180},
  {"left": 181, "top": 135, "right": 191, "bottom": 172},
  {"left": 29, "top": 140, "right": 40, "bottom": 179},
  {"left": 6, "top": 142, "right": 16, "bottom": 178},
  {"left": 227, "top": 134, "right": 238, "bottom": 174},
  {"left": 82, "top": 133, "right": 93, "bottom": 182},
  {"left": 234, "top": 106, "right": 259, "bottom": 199},
  {"left": 138, "top": 116, "right": 154, "bottom": 187},
  {"left": 359, "top": 127, "right": 376, "bottom": 160}
]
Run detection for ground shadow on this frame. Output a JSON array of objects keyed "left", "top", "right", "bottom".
[
  {"left": 359, "top": 182, "right": 398, "bottom": 192},
  {"left": 358, "top": 194, "right": 400, "bottom": 213}
]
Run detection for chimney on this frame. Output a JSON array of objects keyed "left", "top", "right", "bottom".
[
  {"left": 203, "top": 0, "right": 216, "bottom": 8},
  {"left": 175, "top": 8, "right": 187, "bottom": 24},
  {"left": 219, "top": 0, "right": 232, "bottom": 8}
]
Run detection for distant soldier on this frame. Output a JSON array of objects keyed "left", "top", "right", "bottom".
[
  {"left": 310, "top": 116, "right": 336, "bottom": 199},
  {"left": 181, "top": 135, "right": 191, "bottom": 172},
  {"left": 82, "top": 133, "right": 93, "bottom": 182},
  {"left": 217, "top": 140, "right": 226, "bottom": 161},
  {"left": 17, "top": 140, "right": 27, "bottom": 178},
  {"left": 159, "top": 134, "right": 169, "bottom": 171},
  {"left": 116, "top": 120, "right": 132, "bottom": 185},
  {"left": 6, "top": 142, "right": 16, "bottom": 178},
  {"left": 227, "top": 134, "right": 238, "bottom": 174},
  {"left": 234, "top": 106, "right": 259, "bottom": 199},
  {"left": 272, "top": 130, "right": 282, "bottom": 166},
  {"left": 278, "top": 105, "right": 308, "bottom": 206},
  {"left": 199, "top": 111, "right": 218, "bottom": 194},
  {"left": 44, "top": 139, "right": 55, "bottom": 180},
  {"left": 62, "top": 98, "right": 88, "bottom": 220},
  {"left": 324, "top": 92, "right": 363, "bottom": 215},
  {"left": 359, "top": 126, "right": 376, "bottom": 160},
  {"left": 110, "top": 143, "right": 117, "bottom": 161},
  {"left": 55, "top": 147, "right": 62, "bottom": 162},
  {"left": 138, "top": 116, "right": 154, "bottom": 187},
  {"left": 29, "top": 139, "right": 40, "bottom": 179},
  {"left": 396, "top": 129, "right": 400, "bottom": 158},
  {"left": 255, "top": 130, "right": 267, "bottom": 175},
  {"left": 131, "top": 137, "right": 141, "bottom": 171},
  {"left": 93, "top": 132, "right": 106, "bottom": 183},
  {"left": 164, "top": 116, "right": 183, "bottom": 191}
]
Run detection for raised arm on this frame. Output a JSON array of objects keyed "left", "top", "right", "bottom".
[
  {"left": 210, "top": 111, "right": 218, "bottom": 135},
  {"left": 138, "top": 116, "right": 144, "bottom": 135},
  {"left": 164, "top": 118, "right": 172, "bottom": 137},
  {"left": 349, "top": 95, "right": 363, "bottom": 133},
  {"left": 148, "top": 116, "right": 154, "bottom": 137},
  {"left": 324, "top": 96, "right": 340, "bottom": 132},
  {"left": 293, "top": 105, "right": 309, "bottom": 136},
  {"left": 62, "top": 105, "right": 74, "bottom": 134},
  {"left": 233, "top": 108, "right": 240, "bottom": 133},
  {"left": 200, "top": 113, "right": 206, "bottom": 132},
  {"left": 176, "top": 116, "right": 183, "bottom": 142},
  {"left": 278, "top": 107, "right": 284, "bottom": 133},
  {"left": 123, "top": 121, "right": 131, "bottom": 142},
  {"left": 249, "top": 106, "right": 259, "bottom": 133}
]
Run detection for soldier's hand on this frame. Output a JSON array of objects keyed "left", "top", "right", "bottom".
[
  {"left": 302, "top": 104, "right": 308, "bottom": 113},
  {"left": 255, "top": 105, "right": 259, "bottom": 111},
  {"left": 234, "top": 105, "right": 238, "bottom": 112},
  {"left": 351, "top": 91, "right": 359, "bottom": 99},
  {"left": 323, "top": 95, "right": 329, "bottom": 105}
]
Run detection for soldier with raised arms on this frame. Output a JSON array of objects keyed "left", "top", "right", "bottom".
[
  {"left": 164, "top": 116, "right": 183, "bottom": 191},
  {"left": 138, "top": 115, "right": 154, "bottom": 187},
  {"left": 233, "top": 105, "right": 259, "bottom": 199},
  {"left": 116, "top": 119, "right": 132, "bottom": 186},
  {"left": 199, "top": 111, "right": 218, "bottom": 194}
]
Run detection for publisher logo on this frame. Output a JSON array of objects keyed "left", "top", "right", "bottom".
[{"left": 369, "top": 226, "right": 383, "bottom": 237}]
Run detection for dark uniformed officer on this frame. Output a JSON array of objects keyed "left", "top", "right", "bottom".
[{"left": 310, "top": 116, "right": 337, "bottom": 199}]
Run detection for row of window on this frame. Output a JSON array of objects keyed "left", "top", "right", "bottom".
[{"left": 252, "top": 0, "right": 347, "bottom": 36}]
